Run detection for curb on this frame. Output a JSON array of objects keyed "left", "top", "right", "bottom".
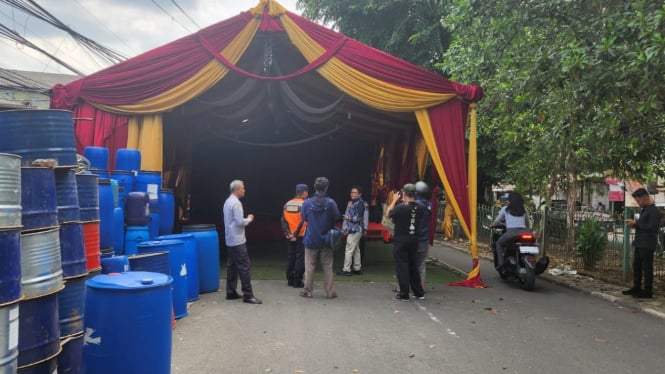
[{"left": 435, "top": 240, "right": 665, "bottom": 321}]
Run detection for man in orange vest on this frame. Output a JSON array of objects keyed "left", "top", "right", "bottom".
[{"left": 281, "top": 184, "right": 309, "bottom": 288}]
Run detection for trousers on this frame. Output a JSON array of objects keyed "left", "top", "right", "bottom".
[
  {"left": 226, "top": 243, "right": 254, "bottom": 298},
  {"left": 393, "top": 239, "right": 424, "bottom": 298},
  {"left": 286, "top": 237, "right": 305, "bottom": 284},
  {"left": 304, "top": 247, "right": 335, "bottom": 297},
  {"left": 633, "top": 246, "right": 654, "bottom": 291}
]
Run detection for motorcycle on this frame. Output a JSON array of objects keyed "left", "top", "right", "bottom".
[{"left": 488, "top": 223, "right": 549, "bottom": 291}]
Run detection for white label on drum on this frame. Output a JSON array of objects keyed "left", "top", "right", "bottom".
[
  {"left": 180, "top": 263, "right": 187, "bottom": 277},
  {"left": 147, "top": 184, "right": 159, "bottom": 201},
  {"left": 8, "top": 306, "right": 18, "bottom": 350}
]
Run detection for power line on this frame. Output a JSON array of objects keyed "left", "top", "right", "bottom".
[
  {"left": 169, "top": 0, "right": 200, "bottom": 29},
  {"left": 72, "top": 0, "right": 137, "bottom": 55},
  {"left": 150, "top": 0, "right": 192, "bottom": 33}
]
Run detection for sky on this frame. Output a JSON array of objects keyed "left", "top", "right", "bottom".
[{"left": 0, "top": 0, "right": 301, "bottom": 76}]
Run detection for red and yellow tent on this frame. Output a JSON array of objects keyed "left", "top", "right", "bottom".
[{"left": 51, "top": 0, "right": 485, "bottom": 287}]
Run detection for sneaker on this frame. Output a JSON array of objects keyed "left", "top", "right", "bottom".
[
  {"left": 393, "top": 294, "right": 410, "bottom": 302},
  {"left": 292, "top": 282, "right": 304, "bottom": 288},
  {"left": 622, "top": 288, "right": 641, "bottom": 296},
  {"left": 336, "top": 270, "right": 352, "bottom": 276},
  {"left": 412, "top": 295, "right": 425, "bottom": 300},
  {"left": 352, "top": 270, "right": 363, "bottom": 275}
]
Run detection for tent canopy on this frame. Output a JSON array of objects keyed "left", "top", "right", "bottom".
[{"left": 50, "top": 0, "right": 485, "bottom": 286}]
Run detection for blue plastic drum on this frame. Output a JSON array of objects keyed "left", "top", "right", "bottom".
[
  {"left": 82, "top": 272, "right": 172, "bottom": 374},
  {"left": 83, "top": 147, "right": 108, "bottom": 171},
  {"left": 0, "top": 228, "right": 21, "bottom": 304},
  {"left": 127, "top": 252, "right": 170, "bottom": 275},
  {"left": 134, "top": 171, "right": 161, "bottom": 208},
  {"left": 158, "top": 189, "right": 175, "bottom": 236},
  {"left": 110, "top": 170, "right": 135, "bottom": 208},
  {"left": 101, "top": 256, "right": 129, "bottom": 274},
  {"left": 148, "top": 208, "right": 159, "bottom": 239},
  {"left": 137, "top": 240, "right": 187, "bottom": 318},
  {"left": 124, "top": 226, "right": 150, "bottom": 256},
  {"left": 182, "top": 224, "right": 220, "bottom": 294},
  {"left": 20, "top": 167, "right": 58, "bottom": 231},
  {"left": 125, "top": 192, "right": 149, "bottom": 227},
  {"left": 157, "top": 233, "right": 199, "bottom": 301},
  {"left": 114, "top": 149, "right": 141, "bottom": 171},
  {"left": 112, "top": 207, "right": 124, "bottom": 255},
  {"left": 97, "top": 179, "right": 114, "bottom": 250}
]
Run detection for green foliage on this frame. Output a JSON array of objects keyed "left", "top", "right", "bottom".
[{"left": 575, "top": 218, "right": 608, "bottom": 270}]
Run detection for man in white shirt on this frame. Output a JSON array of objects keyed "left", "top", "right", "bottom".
[{"left": 223, "top": 180, "right": 262, "bottom": 304}]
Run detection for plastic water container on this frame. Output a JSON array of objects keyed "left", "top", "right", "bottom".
[
  {"left": 137, "top": 240, "right": 187, "bottom": 319},
  {"left": 158, "top": 189, "right": 175, "bottom": 235},
  {"left": 124, "top": 226, "right": 150, "bottom": 256},
  {"left": 182, "top": 224, "right": 220, "bottom": 294},
  {"left": 83, "top": 146, "right": 109, "bottom": 171},
  {"left": 156, "top": 233, "right": 199, "bottom": 301},
  {"left": 114, "top": 149, "right": 141, "bottom": 171},
  {"left": 125, "top": 192, "right": 149, "bottom": 227}
]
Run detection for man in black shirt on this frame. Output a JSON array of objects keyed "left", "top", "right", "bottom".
[
  {"left": 622, "top": 188, "right": 662, "bottom": 299},
  {"left": 386, "top": 184, "right": 425, "bottom": 301}
]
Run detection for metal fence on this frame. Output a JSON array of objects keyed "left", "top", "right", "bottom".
[{"left": 439, "top": 204, "right": 665, "bottom": 289}]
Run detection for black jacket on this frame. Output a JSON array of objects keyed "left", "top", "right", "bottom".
[{"left": 633, "top": 203, "right": 662, "bottom": 249}]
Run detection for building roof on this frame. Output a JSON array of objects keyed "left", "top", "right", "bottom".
[{"left": 0, "top": 68, "right": 80, "bottom": 91}]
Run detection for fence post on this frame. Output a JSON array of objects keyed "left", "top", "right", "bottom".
[
  {"left": 622, "top": 205, "right": 631, "bottom": 281},
  {"left": 542, "top": 206, "right": 548, "bottom": 256}
]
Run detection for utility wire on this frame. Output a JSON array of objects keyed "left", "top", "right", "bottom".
[
  {"left": 150, "top": 0, "right": 192, "bottom": 33},
  {"left": 72, "top": 0, "right": 137, "bottom": 55},
  {"left": 169, "top": 0, "right": 200, "bottom": 29},
  {"left": 0, "top": 0, "right": 128, "bottom": 63},
  {"left": 0, "top": 22, "right": 84, "bottom": 75}
]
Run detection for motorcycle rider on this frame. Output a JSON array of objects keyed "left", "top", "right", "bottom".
[{"left": 491, "top": 191, "right": 531, "bottom": 273}]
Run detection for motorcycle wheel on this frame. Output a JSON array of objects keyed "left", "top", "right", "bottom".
[{"left": 521, "top": 266, "right": 536, "bottom": 291}]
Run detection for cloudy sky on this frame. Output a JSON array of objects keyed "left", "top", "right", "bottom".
[{"left": 0, "top": 0, "right": 301, "bottom": 76}]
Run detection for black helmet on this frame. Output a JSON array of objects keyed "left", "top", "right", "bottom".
[{"left": 415, "top": 181, "right": 430, "bottom": 198}]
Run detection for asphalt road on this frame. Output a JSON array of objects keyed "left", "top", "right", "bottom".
[{"left": 171, "top": 243, "right": 665, "bottom": 374}]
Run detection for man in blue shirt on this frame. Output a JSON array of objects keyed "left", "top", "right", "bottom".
[
  {"left": 223, "top": 180, "right": 261, "bottom": 304},
  {"left": 338, "top": 185, "right": 366, "bottom": 276},
  {"left": 300, "top": 176, "right": 341, "bottom": 299}
]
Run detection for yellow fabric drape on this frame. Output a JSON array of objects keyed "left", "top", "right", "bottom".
[
  {"left": 414, "top": 135, "right": 428, "bottom": 180},
  {"left": 442, "top": 203, "right": 455, "bottom": 239},
  {"left": 127, "top": 114, "right": 163, "bottom": 172},
  {"left": 250, "top": 0, "right": 286, "bottom": 16},
  {"left": 94, "top": 16, "right": 261, "bottom": 115},
  {"left": 415, "top": 110, "right": 471, "bottom": 242},
  {"left": 281, "top": 15, "right": 456, "bottom": 112}
]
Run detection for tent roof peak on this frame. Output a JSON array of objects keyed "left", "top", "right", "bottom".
[{"left": 250, "top": 0, "right": 288, "bottom": 18}]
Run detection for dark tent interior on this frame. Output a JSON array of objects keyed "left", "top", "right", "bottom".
[{"left": 162, "top": 31, "right": 419, "bottom": 238}]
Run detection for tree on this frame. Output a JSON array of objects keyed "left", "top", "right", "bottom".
[
  {"left": 297, "top": 0, "right": 450, "bottom": 73},
  {"left": 440, "top": 0, "right": 665, "bottom": 248}
]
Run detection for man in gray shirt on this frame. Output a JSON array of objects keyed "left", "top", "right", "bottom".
[{"left": 223, "top": 179, "right": 262, "bottom": 304}]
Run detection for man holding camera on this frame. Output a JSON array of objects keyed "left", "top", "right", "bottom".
[{"left": 385, "top": 184, "right": 426, "bottom": 301}]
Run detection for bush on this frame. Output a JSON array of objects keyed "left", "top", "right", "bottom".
[{"left": 575, "top": 218, "right": 608, "bottom": 270}]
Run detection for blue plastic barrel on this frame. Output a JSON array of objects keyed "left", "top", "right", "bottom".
[
  {"left": 0, "top": 109, "right": 77, "bottom": 167},
  {"left": 97, "top": 179, "right": 114, "bottom": 250},
  {"left": 54, "top": 168, "right": 80, "bottom": 224},
  {"left": 76, "top": 173, "right": 99, "bottom": 222},
  {"left": 138, "top": 240, "right": 187, "bottom": 318},
  {"left": 157, "top": 233, "right": 199, "bottom": 301},
  {"left": 182, "top": 224, "right": 220, "bottom": 293},
  {"left": 101, "top": 255, "right": 129, "bottom": 274},
  {"left": 127, "top": 252, "right": 170, "bottom": 275},
  {"left": 110, "top": 170, "right": 135, "bottom": 208},
  {"left": 17, "top": 292, "right": 60, "bottom": 367},
  {"left": 114, "top": 148, "right": 141, "bottom": 171},
  {"left": 158, "top": 189, "right": 175, "bottom": 236},
  {"left": 124, "top": 226, "right": 149, "bottom": 256},
  {"left": 83, "top": 147, "right": 108, "bottom": 171},
  {"left": 134, "top": 171, "right": 161, "bottom": 208},
  {"left": 0, "top": 228, "right": 21, "bottom": 304},
  {"left": 57, "top": 332, "right": 83, "bottom": 374},
  {"left": 148, "top": 208, "right": 159, "bottom": 239},
  {"left": 59, "top": 222, "right": 87, "bottom": 279},
  {"left": 57, "top": 274, "right": 86, "bottom": 338},
  {"left": 125, "top": 192, "right": 149, "bottom": 226},
  {"left": 112, "top": 207, "right": 124, "bottom": 255},
  {"left": 82, "top": 272, "right": 172, "bottom": 374},
  {"left": 0, "top": 302, "right": 19, "bottom": 373},
  {"left": 20, "top": 167, "right": 58, "bottom": 231}
]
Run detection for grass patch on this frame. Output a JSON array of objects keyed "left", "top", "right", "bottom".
[{"left": 230, "top": 240, "right": 460, "bottom": 284}]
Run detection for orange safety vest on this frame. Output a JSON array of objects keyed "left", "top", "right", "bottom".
[{"left": 283, "top": 197, "right": 307, "bottom": 237}]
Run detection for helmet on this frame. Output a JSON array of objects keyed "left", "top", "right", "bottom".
[{"left": 415, "top": 181, "right": 430, "bottom": 198}]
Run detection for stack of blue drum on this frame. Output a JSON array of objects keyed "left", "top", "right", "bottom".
[{"left": 0, "top": 109, "right": 90, "bottom": 373}]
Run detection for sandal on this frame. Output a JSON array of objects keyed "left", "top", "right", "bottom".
[
  {"left": 326, "top": 291, "right": 338, "bottom": 299},
  {"left": 299, "top": 291, "right": 313, "bottom": 298}
]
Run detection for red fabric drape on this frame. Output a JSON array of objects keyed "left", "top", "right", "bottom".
[
  {"left": 395, "top": 134, "right": 417, "bottom": 187},
  {"left": 428, "top": 101, "right": 471, "bottom": 228},
  {"left": 73, "top": 103, "right": 129, "bottom": 169},
  {"left": 286, "top": 11, "right": 483, "bottom": 100},
  {"left": 51, "top": 13, "right": 253, "bottom": 109}
]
